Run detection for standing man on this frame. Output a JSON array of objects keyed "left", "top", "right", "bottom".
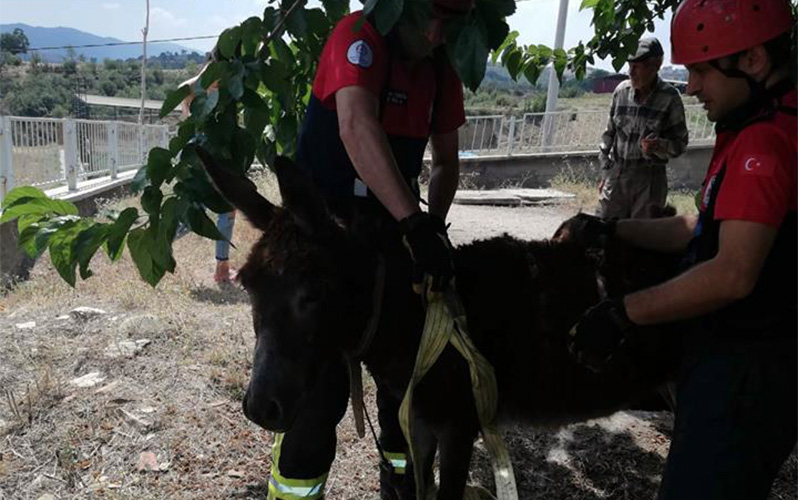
[
  {"left": 598, "top": 37, "right": 689, "bottom": 218},
  {"left": 570, "top": 0, "right": 796, "bottom": 498},
  {"left": 266, "top": 2, "right": 470, "bottom": 499}
]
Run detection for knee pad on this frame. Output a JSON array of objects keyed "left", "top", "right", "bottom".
[{"left": 268, "top": 433, "right": 329, "bottom": 500}]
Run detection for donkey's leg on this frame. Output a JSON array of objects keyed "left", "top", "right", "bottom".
[
  {"left": 269, "top": 359, "right": 349, "bottom": 500},
  {"left": 435, "top": 425, "right": 476, "bottom": 500},
  {"left": 410, "top": 413, "right": 438, "bottom": 498},
  {"left": 377, "top": 381, "right": 419, "bottom": 500}
]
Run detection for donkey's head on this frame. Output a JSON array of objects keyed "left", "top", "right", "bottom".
[{"left": 196, "top": 149, "right": 374, "bottom": 432}]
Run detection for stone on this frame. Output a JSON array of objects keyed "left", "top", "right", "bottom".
[
  {"left": 70, "top": 372, "right": 105, "bottom": 388},
  {"left": 104, "top": 339, "right": 151, "bottom": 358},
  {"left": 70, "top": 307, "right": 107, "bottom": 321}
]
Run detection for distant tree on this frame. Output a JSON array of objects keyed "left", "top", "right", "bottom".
[{"left": 0, "top": 28, "right": 30, "bottom": 55}]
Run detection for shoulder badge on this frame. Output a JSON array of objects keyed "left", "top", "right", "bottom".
[{"left": 347, "top": 40, "right": 373, "bottom": 69}]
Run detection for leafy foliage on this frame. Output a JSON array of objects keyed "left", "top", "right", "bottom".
[
  {"left": 1, "top": 28, "right": 29, "bottom": 55},
  {"left": 2, "top": 0, "right": 726, "bottom": 287}
]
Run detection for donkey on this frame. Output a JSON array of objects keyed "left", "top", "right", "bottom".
[{"left": 197, "top": 150, "right": 682, "bottom": 500}]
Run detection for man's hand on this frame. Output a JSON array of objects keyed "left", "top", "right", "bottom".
[
  {"left": 399, "top": 212, "right": 454, "bottom": 298},
  {"left": 641, "top": 135, "right": 668, "bottom": 158},
  {"left": 554, "top": 213, "right": 617, "bottom": 248},
  {"left": 568, "top": 299, "right": 634, "bottom": 372}
]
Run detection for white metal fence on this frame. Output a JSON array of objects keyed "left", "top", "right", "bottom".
[
  {"left": 0, "top": 106, "right": 714, "bottom": 202},
  {"left": 0, "top": 116, "right": 169, "bottom": 201},
  {"left": 457, "top": 104, "right": 715, "bottom": 157}
]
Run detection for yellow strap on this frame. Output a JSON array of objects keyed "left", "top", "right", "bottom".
[{"left": 398, "top": 294, "right": 518, "bottom": 500}]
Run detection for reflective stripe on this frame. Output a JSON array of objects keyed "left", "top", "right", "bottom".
[
  {"left": 382, "top": 451, "right": 407, "bottom": 474},
  {"left": 267, "top": 432, "right": 329, "bottom": 500}
]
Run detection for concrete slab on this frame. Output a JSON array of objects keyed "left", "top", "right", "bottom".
[{"left": 453, "top": 188, "right": 575, "bottom": 206}]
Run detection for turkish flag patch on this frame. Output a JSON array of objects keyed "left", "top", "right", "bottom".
[{"left": 740, "top": 155, "right": 777, "bottom": 177}]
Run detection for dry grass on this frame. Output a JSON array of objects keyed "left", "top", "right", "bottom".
[
  {"left": 1, "top": 171, "right": 795, "bottom": 500},
  {"left": 550, "top": 166, "right": 700, "bottom": 217}
]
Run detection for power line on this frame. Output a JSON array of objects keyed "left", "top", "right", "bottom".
[{"left": 28, "top": 35, "right": 217, "bottom": 52}]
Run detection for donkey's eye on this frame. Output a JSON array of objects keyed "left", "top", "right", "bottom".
[{"left": 294, "top": 290, "right": 324, "bottom": 311}]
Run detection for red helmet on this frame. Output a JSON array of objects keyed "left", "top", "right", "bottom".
[{"left": 671, "top": 0, "right": 793, "bottom": 65}]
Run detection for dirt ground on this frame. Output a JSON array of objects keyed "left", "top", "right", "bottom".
[{"left": 0, "top": 187, "right": 796, "bottom": 500}]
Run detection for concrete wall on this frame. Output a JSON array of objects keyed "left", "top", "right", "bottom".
[
  {"left": 1, "top": 182, "right": 133, "bottom": 286},
  {"left": 451, "top": 144, "right": 714, "bottom": 191}
]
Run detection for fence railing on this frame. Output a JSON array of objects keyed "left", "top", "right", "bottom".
[
  {"left": 457, "top": 104, "right": 714, "bottom": 157},
  {"left": 1, "top": 106, "right": 714, "bottom": 202},
  {"left": 0, "top": 116, "right": 169, "bottom": 202}
]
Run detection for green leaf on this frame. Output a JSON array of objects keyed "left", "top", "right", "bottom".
[
  {"left": 159, "top": 85, "right": 191, "bottom": 119},
  {"left": 241, "top": 17, "right": 264, "bottom": 56},
  {"left": 522, "top": 59, "right": 543, "bottom": 86},
  {"left": 243, "top": 90, "right": 271, "bottom": 138},
  {"left": 31, "top": 215, "right": 81, "bottom": 258},
  {"left": 580, "top": 0, "right": 600, "bottom": 10},
  {"left": 186, "top": 205, "right": 227, "bottom": 241},
  {"left": 146, "top": 147, "right": 173, "bottom": 189},
  {"left": 1, "top": 186, "right": 47, "bottom": 210},
  {"left": 189, "top": 89, "right": 220, "bottom": 121},
  {"left": 169, "top": 121, "right": 195, "bottom": 156},
  {"left": 506, "top": 49, "right": 522, "bottom": 80},
  {"left": 141, "top": 186, "right": 163, "bottom": 216},
  {"left": 200, "top": 61, "right": 226, "bottom": 89},
  {"left": 153, "top": 198, "right": 179, "bottom": 273},
  {"left": 447, "top": 15, "right": 490, "bottom": 92},
  {"left": 372, "top": 0, "right": 404, "bottom": 35},
  {"left": 261, "top": 60, "right": 290, "bottom": 96},
  {"left": 322, "top": 0, "right": 349, "bottom": 21},
  {"left": 553, "top": 48, "right": 568, "bottom": 84},
  {"left": 49, "top": 226, "right": 80, "bottom": 287},
  {"left": 219, "top": 26, "right": 243, "bottom": 59},
  {"left": 270, "top": 38, "right": 295, "bottom": 65},
  {"left": 127, "top": 226, "right": 163, "bottom": 287},
  {"left": 74, "top": 223, "right": 111, "bottom": 279},
  {"left": 226, "top": 60, "right": 245, "bottom": 100},
  {"left": 492, "top": 30, "right": 518, "bottom": 64},
  {"left": 18, "top": 221, "right": 43, "bottom": 258},
  {"left": 105, "top": 207, "right": 138, "bottom": 261},
  {"left": 305, "top": 8, "right": 330, "bottom": 38},
  {"left": 285, "top": 2, "right": 309, "bottom": 38},
  {"left": 0, "top": 196, "right": 78, "bottom": 224}
]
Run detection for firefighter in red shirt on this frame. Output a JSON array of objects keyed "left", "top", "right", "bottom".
[
  {"left": 569, "top": 0, "right": 797, "bottom": 498},
  {"left": 261, "top": 2, "right": 471, "bottom": 499}
]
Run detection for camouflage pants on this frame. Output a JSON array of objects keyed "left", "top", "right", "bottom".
[{"left": 596, "top": 164, "right": 667, "bottom": 219}]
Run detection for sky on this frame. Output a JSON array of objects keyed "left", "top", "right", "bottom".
[{"left": 0, "top": 0, "right": 675, "bottom": 71}]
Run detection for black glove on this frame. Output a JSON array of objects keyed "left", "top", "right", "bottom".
[
  {"left": 399, "top": 212, "right": 454, "bottom": 296},
  {"left": 568, "top": 298, "right": 634, "bottom": 372},
  {"left": 555, "top": 213, "right": 617, "bottom": 248}
]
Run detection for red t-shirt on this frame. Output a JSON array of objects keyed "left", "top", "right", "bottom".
[
  {"left": 311, "top": 12, "right": 466, "bottom": 139},
  {"left": 700, "top": 90, "right": 798, "bottom": 228}
]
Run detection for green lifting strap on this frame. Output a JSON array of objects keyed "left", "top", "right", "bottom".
[
  {"left": 267, "top": 433, "right": 330, "bottom": 500},
  {"left": 398, "top": 291, "right": 519, "bottom": 500}
]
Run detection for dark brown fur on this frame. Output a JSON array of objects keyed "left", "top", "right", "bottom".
[{"left": 196, "top": 150, "right": 682, "bottom": 500}]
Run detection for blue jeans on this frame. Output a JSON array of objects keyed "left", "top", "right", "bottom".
[{"left": 215, "top": 212, "right": 235, "bottom": 261}]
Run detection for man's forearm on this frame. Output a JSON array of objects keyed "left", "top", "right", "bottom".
[
  {"left": 428, "top": 160, "right": 459, "bottom": 220},
  {"left": 624, "top": 254, "right": 750, "bottom": 325},
  {"left": 616, "top": 215, "right": 697, "bottom": 253}
]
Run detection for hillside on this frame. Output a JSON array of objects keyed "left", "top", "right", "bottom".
[{"left": 0, "top": 23, "right": 202, "bottom": 63}]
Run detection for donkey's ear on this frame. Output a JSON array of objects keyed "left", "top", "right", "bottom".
[
  {"left": 273, "top": 156, "right": 333, "bottom": 235},
  {"left": 195, "top": 147, "right": 275, "bottom": 231}
]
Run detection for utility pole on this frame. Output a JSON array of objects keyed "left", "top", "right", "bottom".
[
  {"left": 140, "top": 0, "right": 149, "bottom": 125},
  {"left": 139, "top": 0, "right": 149, "bottom": 163},
  {"left": 542, "top": 0, "right": 569, "bottom": 149}
]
